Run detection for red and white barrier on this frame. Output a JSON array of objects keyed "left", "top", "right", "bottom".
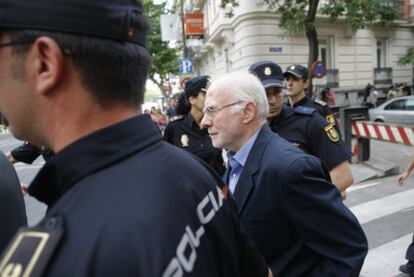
[{"left": 352, "top": 121, "right": 414, "bottom": 146}]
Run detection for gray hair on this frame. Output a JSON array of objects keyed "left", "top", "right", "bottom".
[{"left": 209, "top": 71, "right": 269, "bottom": 124}]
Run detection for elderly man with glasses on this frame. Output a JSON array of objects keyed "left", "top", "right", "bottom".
[{"left": 201, "top": 71, "right": 367, "bottom": 276}]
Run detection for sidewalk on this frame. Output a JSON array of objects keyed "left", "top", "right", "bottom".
[{"left": 352, "top": 140, "right": 413, "bottom": 184}]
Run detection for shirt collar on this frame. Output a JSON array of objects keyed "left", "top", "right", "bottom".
[
  {"left": 293, "top": 96, "right": 309, "bottom": 107},
  {"left": 28, "top": 114, "right": 162, "bottom": 206},
  {"left": 227, "top": 128, "right": 261, "bottom": 167}
]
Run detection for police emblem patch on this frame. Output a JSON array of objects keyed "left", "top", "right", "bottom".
[
  {"left": 264, "top": 67, "right": 272, "bottom": 76},
  {"left": 0, "top": 217, "right": 64, "bottom": 277},
  {"left": 324, "top": 124, "right": 340, "bottom": 142},
  {"left": 325, "top": 114, "right": 336, "bottom": 125},
  {"left": 181, "top": 134, "right": 189, "bottom": 147}
]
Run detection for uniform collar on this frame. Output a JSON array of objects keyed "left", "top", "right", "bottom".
[
  {"left": 184, "top": 113, "right": 197, "bottom": 128},
  {"left": 269, "top": 104, "right": 292, "bottom": 130},
  {"left": 292, "top": 96, "right": 309, "bottom": 107},
  {"left": 29, "top": 114, "right": 162, "bottom": 206}
]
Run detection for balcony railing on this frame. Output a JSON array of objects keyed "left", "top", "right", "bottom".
[
  {"left": 326, "top": 69, "right": 339, "bottom": 88},
  {"left": 374, "top": 67, "right": 393, "bottom": 85}
]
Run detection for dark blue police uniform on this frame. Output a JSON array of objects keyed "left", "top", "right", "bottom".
[
  {"left": 10, "top": 142, "right": 54, "bottom": 163},
  {"left": 288, "top": 95, "right": 338, "bottom": 127},
  {"left": 164, "top": 112, "right": 225, "bottom": 176},
  {"left": 269, "top": 104, "right": 351, "bottom": 170},
  {"left": 0, "top": 151, "right": 27, "bottom": 253},
  {"left": 20, "top": 115, "right": 267, "bottom": 277}
]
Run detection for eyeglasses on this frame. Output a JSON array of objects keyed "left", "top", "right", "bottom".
[
  {"left": 0, "top": 36, "right": 72, "bottom": 55},
  {"left": 0, "top": 37, "right": 38, "bottom": 50},
  {"left": 203, "top": 101, "right": 244, "bottom": 118}
]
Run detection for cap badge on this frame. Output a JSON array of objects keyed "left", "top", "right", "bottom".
[
  {"left": 290, "top": 65, "right": 295, "bottom": 70},
  {"left": 181, "top": 134, "right": 189, "bottom": 147},
  {"left": 264, "top": 67, "right": 272, "bottom": 76},
  {"left": 128, "top": 27, "right": 135, "bottom": 39}
]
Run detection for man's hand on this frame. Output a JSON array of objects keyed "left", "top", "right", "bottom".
[
  {"left": 397, "top": 171, "right": 409, "bottom": 186},
  {"left": 21, "top": 183, "right": 29, "bottom": 196},
  {"left": 6, "top": 152, "right": 17, "bottom": 164},
  {"left": 268, "top": 268, "right": 273, "bottom": 277}
]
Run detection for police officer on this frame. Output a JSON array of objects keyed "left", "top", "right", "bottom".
[
  {"left": 284, "top": 64, "right": 339, "bottom": 129},
  {"left": 164, "top": 76, "right": 226, "bottom": 176},
  {"left": 0, "top": 151, "right": 27, "bottom": 253},
  {"left": 7, "top": 142, "right": 54, "bottom": 164},
  {"left": 0, "top": 1, "right": 269, "bottom": 276},
  {"left": 249, "top": 61, "right": 353, "bottom": 198}
]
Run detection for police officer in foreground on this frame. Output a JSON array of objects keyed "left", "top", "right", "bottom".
[
  {"left": 0, "top": 151, "right": 27, "bottom": 253},
  {"left": 0, "top": 1, "right": 270, "bottom": 276},
  {"left": 164, "top": 76, "right": 225, "bottom": 176},
  {"left": 284, "top": 64, "right": 339, "bottom": 130},
  {"left": 249, "top": 61, "right": 353, "bottom": 198}
]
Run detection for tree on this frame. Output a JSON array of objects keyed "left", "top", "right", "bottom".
[
  {"left": 144, "top": 0, "right": 179, "bottom": 105},
  {"left": 398, "top": 47, "right": 414, "bottom": 66},
  {"left": 221, "top": 0, "right": 397, "bottom": 69}
]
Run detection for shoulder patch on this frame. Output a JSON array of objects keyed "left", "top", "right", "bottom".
[
  {"left": 0, "top": 216, "right": 64, "bottom": 277},
  {"left": 314, "top": 99, "right": 327, "bottom": 106},
  {"left": 294, "top": 106, "right": 317, "bottom": 116},
  {"left": 324, "top": 124, "right": 340, "bottom": 142},
  {"left": 325, "top": 114, "right": 336, "bottom": 125},
  {"left": 169, "top": 115, "right": 184, "bottom": 122}
]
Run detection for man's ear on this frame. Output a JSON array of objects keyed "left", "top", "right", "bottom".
[
  {"left": 304, "top": 79, "right": 311, "bottom": 89},
  {"left": 29, "top": 37, "right": 64, "bottom": 95},
  {"left": 242, "top": 101, "right": 257, "bottom": 124}
]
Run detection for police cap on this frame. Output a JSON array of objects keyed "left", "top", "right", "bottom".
[
  {"left": 184, "top": 76, "right": 210, "bottom": 97},
  {"left": 249, "top": 61, "right": 285, "bottom": 89},
  {"left": 0, "top": 0, "right": 147, "bottom": 47},
  {"left": 284, "top": 64, "right": 310, "bottom": 80}
]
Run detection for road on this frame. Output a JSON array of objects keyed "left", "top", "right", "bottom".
[
  {"left": 0, "top": 133, "right": 47, "bottom": 226},
  {"left": 0, "top": 133, "right": 413, "bottom": 276}
]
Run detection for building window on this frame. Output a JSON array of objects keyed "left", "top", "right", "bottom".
[
  {"left": 318, "top": 36, "right": 335, "bottom": 69},
  {"left": 376, "top": 39, "right": 389, "bottom": 68}
]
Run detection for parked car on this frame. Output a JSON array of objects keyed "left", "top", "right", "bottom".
[{"left": 369, "top": 96, "right": 414, "bottom": 124}]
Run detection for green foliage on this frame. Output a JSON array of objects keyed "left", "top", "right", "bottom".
[
  {"left": 221, "top": 0, "right": 397, "bottom": 34},
  {"left": 320, "top": 0, "right": 397, "bottom": 31},
  {"left": 398, "top": 47, "right": 414, "bottom": 66},
  {"left": 144, "top": 0, "right": 179, "bottom": 94},
  {"left": 220, "top": 0, "right": 398, "bottom": 94}
]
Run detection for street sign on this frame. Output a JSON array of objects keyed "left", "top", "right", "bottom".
[
  {"left": 179, "top": 58, "right": 193, "bottom": 75},
  {"left": 310, "top": 61, "right": 326, "bottom": 79}
]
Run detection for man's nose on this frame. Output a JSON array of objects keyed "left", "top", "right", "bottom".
[
  {"left": 268, "top": 95, "right": 276, "bottom": 103},
  {"left": 200, "top": 114, "right": 211, "bottom": 128}
]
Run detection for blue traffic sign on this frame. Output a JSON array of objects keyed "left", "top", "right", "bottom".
[
  {"left": 179, "top": 58, "right": 193, "bottom": 75},
  {"left": 311, "top": 61, "right": 326, "bottom": 79}
]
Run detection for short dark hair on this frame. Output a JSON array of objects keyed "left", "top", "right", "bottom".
[{"left": 8, "top": 26, "right": 151, "bottom": 108}]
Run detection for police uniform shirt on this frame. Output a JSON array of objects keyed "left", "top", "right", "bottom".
[
  {"left": 21, "top": 115, "right": 267, "bottom": 277},
  {"left": 288, "top": 96, "right": 337, "bottom": 127},
  {"left": 269, "top": 105, "right": 351, "bottom": 171},
  {"left": 164, "top": 113, "right": 225, "bottom": 176}
]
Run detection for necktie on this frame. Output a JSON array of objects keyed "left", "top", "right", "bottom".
[{"left": 228, "top": 157, "right": 241, "bottom": 194}]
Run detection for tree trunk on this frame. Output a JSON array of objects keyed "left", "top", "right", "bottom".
[{"left": 305, "top": 0, "right": 320, "bottom": 97}]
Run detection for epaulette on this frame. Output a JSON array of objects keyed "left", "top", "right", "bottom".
[
  {"left": 314, "top": 99, "right": 327, "bottom": 106},
  {"left": 169, "top": 115, "right": 184, "bottom": 122},
  {"left": 294, "top": 106, "right": 316, "bottom": 116},
  {"left": 0, "top": 215, "right": 64, "bottom": 277}
]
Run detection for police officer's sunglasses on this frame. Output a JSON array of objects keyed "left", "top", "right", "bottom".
[
  {"left": 0, "top": 36, "right": 37, "bottom": 49},
  {"left": 0, "top": 36, "right": 72, "bottom": 55}
]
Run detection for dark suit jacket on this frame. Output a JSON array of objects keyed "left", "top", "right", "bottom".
[
  {"left": 226, "top": 125, "right": 367, "bottom": 276},
  {"left": 0, "top": 151, "right": 27, "bottom": 253}
]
